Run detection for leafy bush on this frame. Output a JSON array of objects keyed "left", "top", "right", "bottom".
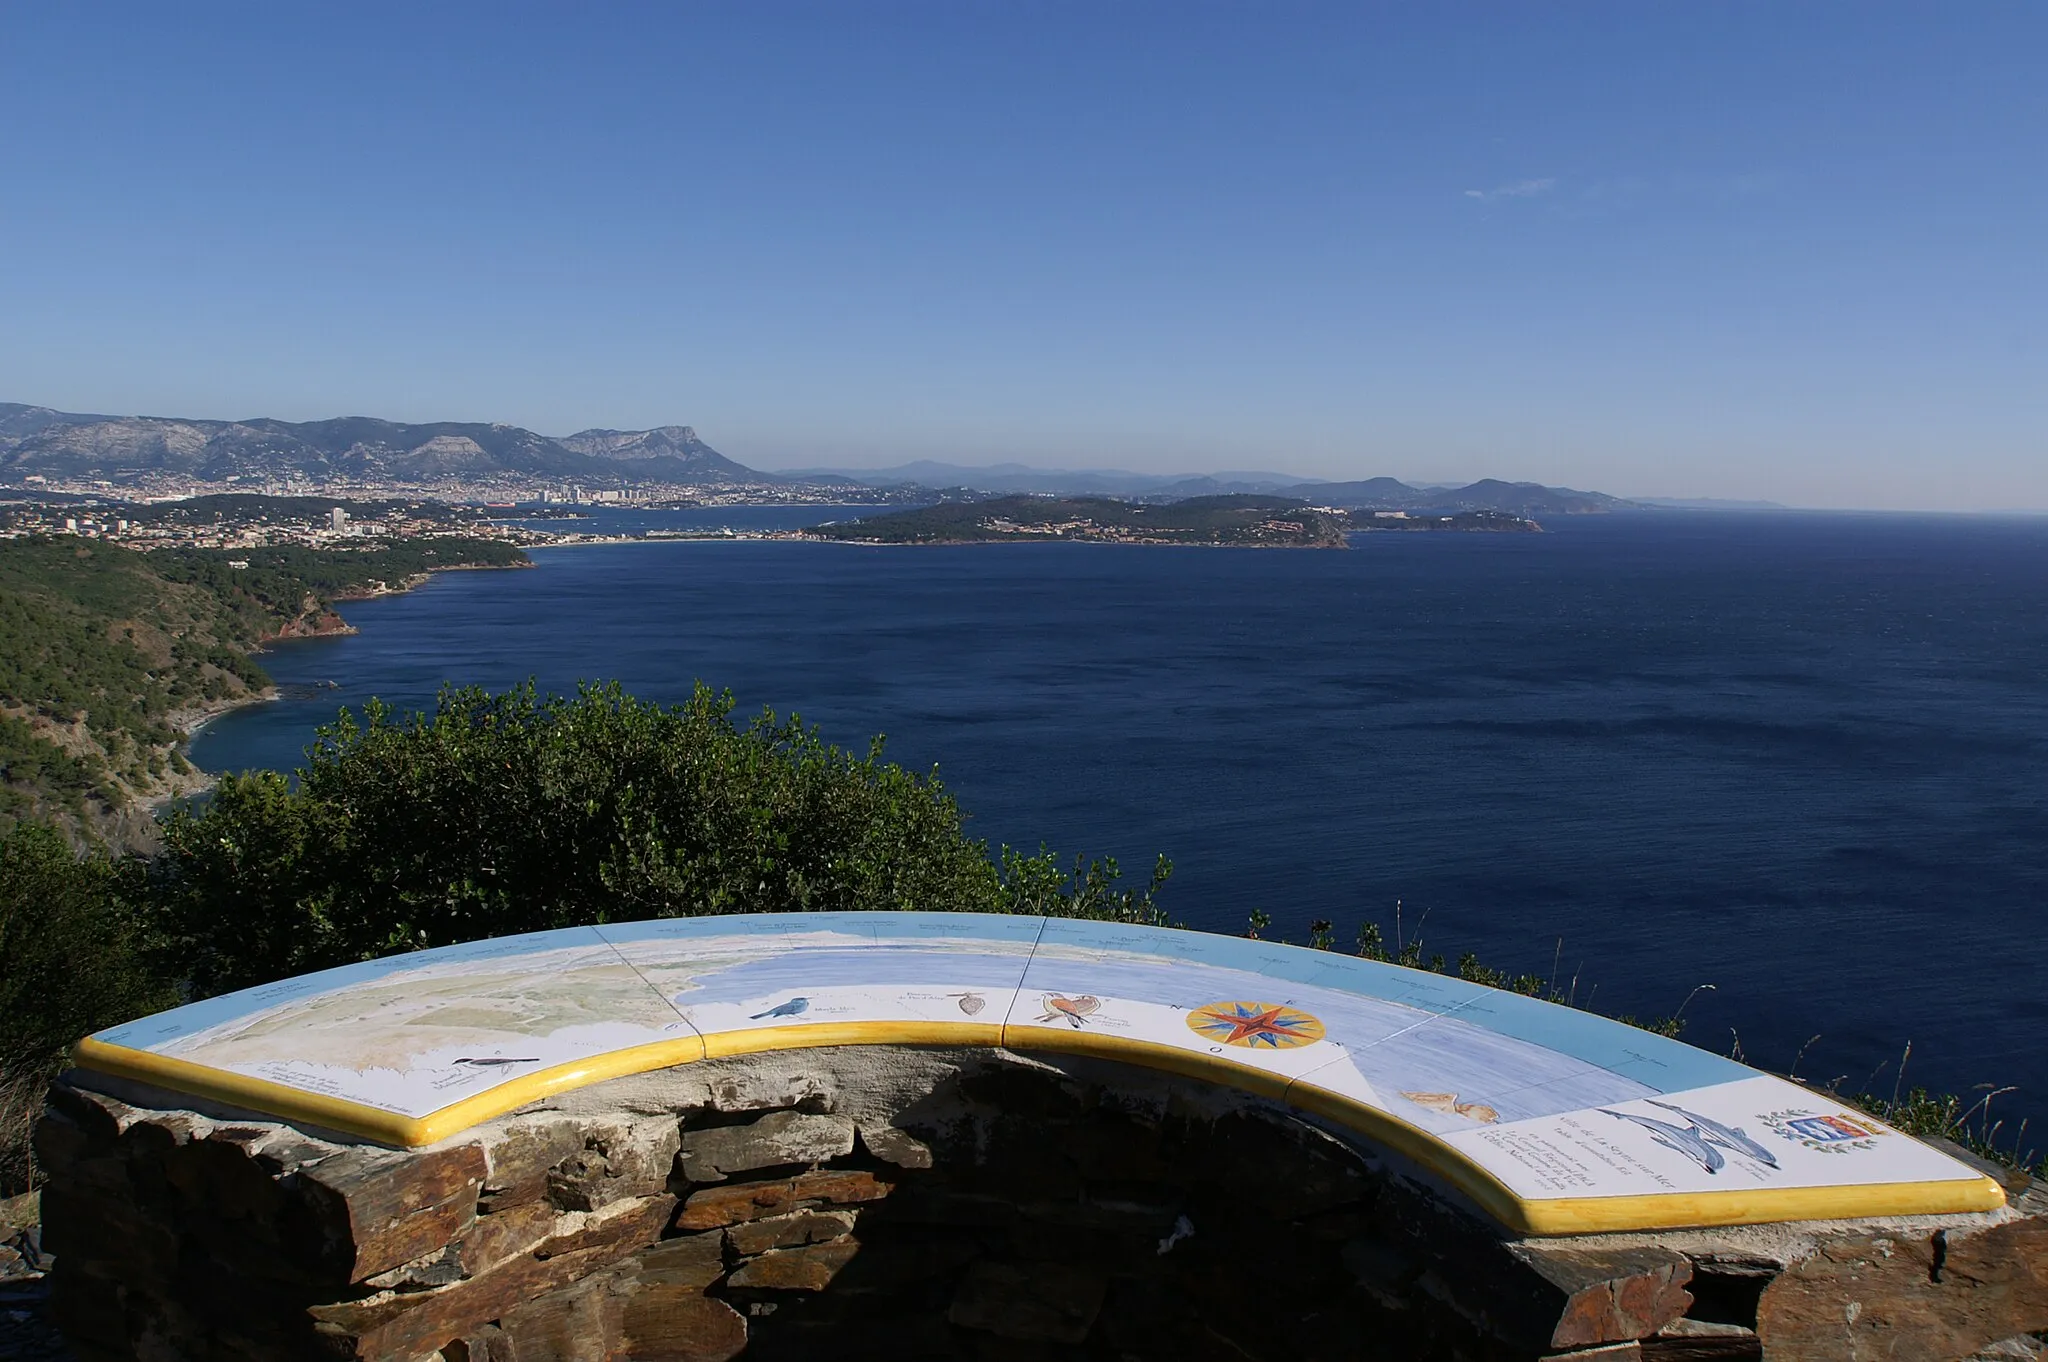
[
  {"left": 0, "top": 822, "right": 176, "bottom": 1193},
  {"left": 152, "top": 681, "right": 1171, "bottom": 997}
]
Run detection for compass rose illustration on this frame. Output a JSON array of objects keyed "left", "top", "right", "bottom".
[{"left": 1186, "top": 1000, "right": 1326, "bottom": 1049}]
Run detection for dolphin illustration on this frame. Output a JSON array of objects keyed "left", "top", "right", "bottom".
[
  {"left": 1648, "top": 1101, "right": 1780, "bottom": 1169},
  {"left": 1600, "top": 1108, "right": 1725, "bottom": 1175},
  {"left": 750, "top": 997, "right": 810, "bottom": 1020}
]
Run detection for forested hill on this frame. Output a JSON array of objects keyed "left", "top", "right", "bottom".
[
  {"left": 0, "top": 536, "right": 526, "bottom": 845},
  {"left": 804, "top": 494, "right": 1351, "bottom": 547}
]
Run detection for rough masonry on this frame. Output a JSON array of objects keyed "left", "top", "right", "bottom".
[{"left": 31, "top": 1047, "right": 2048, "bottom": 1361}]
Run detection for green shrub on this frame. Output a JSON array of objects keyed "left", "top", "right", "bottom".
[
  {"left": 0, "top": 822, "right": 176, "bottom": 1193},
  {"left": 152, "top": 681, "right": 1170, "bottom": 997}
]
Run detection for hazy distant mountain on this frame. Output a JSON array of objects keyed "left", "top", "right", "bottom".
[
  {"left": 771, "top": 459, "right": 1632, "bottom": 512},
  {"left": 1, "top": 403, "right": 1637, "bottom": 510},
  {"left": 557, "top": 425, "right": 761, "bottom": 482},
  {"left": 1423, "top": 478, "right": 1634, "bottom": 515},
  {"left": 0, "top": 405, "right": 775, "bottom": 486},
  {"left": 1140, "top": 474, "right": 1318, "bottom": 499},
  {"left": 1291, "top": 477, "right": 1634, "bottom": 515},
  {"left": 1631, "top": 496, "right": 1787, "bottom": 510},
  {"left": 0, "top": 403, "right": 116, "bottom": 441},
  {"left": 771, "top": 460, "right": 1309, "bottom": 497},
  {"left": 1287, "top": 477, "right": 1429, "bottom": 508}
]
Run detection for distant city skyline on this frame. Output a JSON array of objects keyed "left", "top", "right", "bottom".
[{"left": 3, "top": 4, "right": 2042, "bottom": 511}]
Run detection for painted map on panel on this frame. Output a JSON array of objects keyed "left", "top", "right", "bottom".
[{"left": 85, "top": 912, "right": 1997, "bottom": 1222}]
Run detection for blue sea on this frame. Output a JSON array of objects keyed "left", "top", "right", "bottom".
[{"left": 192, "top": 508, "right": 2048, "bottom": 1135}]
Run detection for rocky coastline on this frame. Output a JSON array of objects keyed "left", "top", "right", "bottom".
[
  {"left": 330, "top": 561, "right": 537, "bottom": 599},
  {"left": 139, "top": 562, "right": 529, "bottom": 821}
]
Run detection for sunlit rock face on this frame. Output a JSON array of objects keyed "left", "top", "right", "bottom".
[{"left": 33, "top": 1046, "right": 2048, "bottom": 1362}]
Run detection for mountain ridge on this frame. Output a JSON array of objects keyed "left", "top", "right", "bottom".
[
  {"left": 0, "top": 405, "right": 766, "bottom": 487},
  {"left": 769, "top": 458, "right": 1312, "bottom": 496},
  {"left": 0, "top": 402, "right": 1636, "bottom": 512}
]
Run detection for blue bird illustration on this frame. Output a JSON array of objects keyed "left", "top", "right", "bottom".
[
  {"left": 1647, "top": 1101, "right": 1780, "bottom": 1170},
  {"left": 750, "top": 997, "right": 810, "bottom": 1020},
  {"left": 1601, "top": 1108, "right": 1726, "bottom": 1175}
]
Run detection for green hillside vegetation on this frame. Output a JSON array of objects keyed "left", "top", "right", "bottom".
[
  {"left": 805, "top": 494, "right": 1349, "bottom": 546},
  {"left": 0, "top": 823, "right": 174, "bottom": 1191},
  {"left": 150, "top": 537, "right": 528, "bottom": 601},
  {"left": 0, "top": 535, "right": 527, "bottom": 841},
  {"left": 111, "top": 492, "right": 478, "bottom": 527},
  {"left": 149, "top": 680, "right": 1172, "bottom": 997},
  {"left": 0, "top": 539, "right": 271, "bottom": 835}
]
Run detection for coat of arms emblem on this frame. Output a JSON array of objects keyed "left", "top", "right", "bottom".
[{"left": 1760, "top": 1109, "right": 1889, "bottom": 1153}]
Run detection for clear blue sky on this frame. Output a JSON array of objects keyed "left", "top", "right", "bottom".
[{"left": 3, "top": 3, "right": 2042, "bottom": 508}]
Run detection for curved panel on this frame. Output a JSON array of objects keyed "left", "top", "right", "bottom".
[{"left": 75, "top": 912, "right": 2004, "bottom": 1234}]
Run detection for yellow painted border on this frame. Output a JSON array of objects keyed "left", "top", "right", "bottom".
[
  {"left": 74, "top": 1033, "right": 708, "bottom": 1149},
  {"left": 699, "top": 1021, "right": 1006, "bottom": 1058},
  {"left": 74, "top": 1022, "right": 2006, "bottom": 1236},
  {"left": 1280, "top": 1079, "right": 2007, "bottom": 1235},
  {"left": 75, "top": 1035, "right": 434, "bottom": 1147}
]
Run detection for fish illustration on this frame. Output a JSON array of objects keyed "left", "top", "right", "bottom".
[
  {"left": 750, "top": 997, "right": 810, "bottom": 1020},
  {"left": 1601, "top": 1108, "right": 1726, "bottom": 1175},
  {"left": 1037, "top": 994, "right": 1101, "bottom": 1028},
  {"left": 452, "top": 1057, "right": 540, "bottom": 1067},
  {"left": 1647, "top": 1100, "right": 1780, "bottom": 1170},
  {"left": 950, "top": 992, "right": 987, "bottom": 1016}
]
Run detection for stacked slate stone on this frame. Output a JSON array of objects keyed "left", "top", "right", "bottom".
[
  {"left": 28, "top": 1055, "right": 2048, "bottom": 1361},
  {"left": 1, "top": 1188, "right": 66, "bottom": 1361}
]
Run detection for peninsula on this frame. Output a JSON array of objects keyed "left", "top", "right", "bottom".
[
  {"left": 802, "top": 495, "right": 1538, "bottom": 546},
  {"left": 805, "top": 494, "right": 1350, "bottom": 547}
]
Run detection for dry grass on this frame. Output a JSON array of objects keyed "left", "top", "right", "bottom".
[{"left": 0, "top": 1065, "right": 48, "bottom": 1197}]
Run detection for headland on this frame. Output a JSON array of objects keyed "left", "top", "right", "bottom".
[{"left": 802, "top": 494, "right": 1537, "bottom": 547}]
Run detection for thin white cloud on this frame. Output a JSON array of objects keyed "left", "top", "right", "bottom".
[{"left": 1463, "top": 177, "right": 1558, "bottom": 203}]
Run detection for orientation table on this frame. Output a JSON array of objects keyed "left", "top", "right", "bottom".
[{"left": 78, "top": 912, "right": 2003, "bottom": 1235}]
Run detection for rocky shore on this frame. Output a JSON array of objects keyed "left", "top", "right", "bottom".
[
  {"left": 119, "top": 560, "right": 535, "bottom": 829},
  {"left": 0, "top": 1189, "right": 62, "bottom": 1361}
]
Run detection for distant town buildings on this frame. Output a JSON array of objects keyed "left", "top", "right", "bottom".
[
  {"left": 0, "top": 499, "right": 542, "bottom": 552},
  {"left": 0, "top": 456, "right": 882, "bottom": 553}
]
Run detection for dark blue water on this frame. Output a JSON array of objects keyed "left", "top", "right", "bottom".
[{"left": 193, "top": 509, "right": 2048, "bottom": 1134}]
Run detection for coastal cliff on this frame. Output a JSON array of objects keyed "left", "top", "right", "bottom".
[
  {"left": 259, "top": 593, "right": 360, "bottom": 642},
  {"left": 0, "top": 538, "right": 528, "bottom": 848}
]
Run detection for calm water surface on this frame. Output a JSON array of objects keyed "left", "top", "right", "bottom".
[{"left": 194, "top": 509, "right": 2048, "bottom": 1129}]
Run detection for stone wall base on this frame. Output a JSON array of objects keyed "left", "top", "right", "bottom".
[{"left": 33, "top": 1047, "right": 2048, "bottom": 1361}]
